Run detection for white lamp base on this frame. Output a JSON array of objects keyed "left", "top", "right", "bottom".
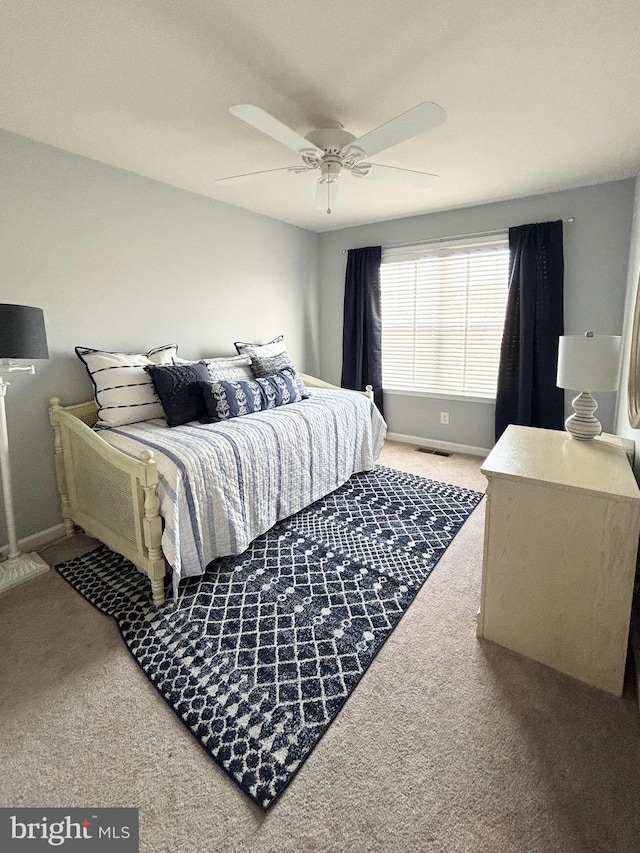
[
  {"left": 0, "top": 551, "right": 49, "bottom": 595},
  {"left": 565, "top": 391, "right": 602, "bottom": 440}
]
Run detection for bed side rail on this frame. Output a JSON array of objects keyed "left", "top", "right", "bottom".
[{"left": 300, "top": 373, "right": 374, "bottom": 401}]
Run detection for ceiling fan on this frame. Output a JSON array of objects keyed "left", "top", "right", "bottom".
[{"left": 216, "top": 101, "right": 447, "bottom": 214}]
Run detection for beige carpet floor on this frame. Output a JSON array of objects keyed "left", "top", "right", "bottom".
[{"left": 1, "top": 440, "right": 640, "bottom": 853}]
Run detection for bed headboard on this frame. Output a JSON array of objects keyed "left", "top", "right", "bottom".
[
  {"left": 50, "top": 399, "right": 98, "bottom": 428},
  {"left": 48, "top": 396, "right": 167, "bottom": 605}
]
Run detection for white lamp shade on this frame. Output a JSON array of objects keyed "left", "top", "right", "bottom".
[{"left": 557, "top": 334, "right": 622, "bottom": 392}]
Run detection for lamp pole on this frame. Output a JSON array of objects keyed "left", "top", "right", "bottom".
[
  {"left": 0, "top": 362, "right": 49, "bottom": 593},
  {"left": 0, "top": 373, "right": 20, "bottom": 558}
]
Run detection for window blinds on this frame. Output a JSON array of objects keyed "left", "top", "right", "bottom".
[{"left": 380, "top": 235, "right": 510, "bottom": 398}]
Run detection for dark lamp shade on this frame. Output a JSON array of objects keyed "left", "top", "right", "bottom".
[{"left": 0, "top": 304, "right": 49, "bottom": 360}]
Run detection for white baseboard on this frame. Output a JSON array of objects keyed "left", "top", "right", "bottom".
[
  {"left": 385, "top": 431, "right": 492, "bottom": 458},
  {"left": 0, "top": 523, "right": 66, "bottom": 558}
]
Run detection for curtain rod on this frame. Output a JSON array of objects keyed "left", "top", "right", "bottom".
[{"left": 341, "top": 217, "right": 575, "bottom": 253}]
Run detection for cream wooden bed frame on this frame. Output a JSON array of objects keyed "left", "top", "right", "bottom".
[{"left": 49, "top": 375, "right": 374, "bottom": 606}]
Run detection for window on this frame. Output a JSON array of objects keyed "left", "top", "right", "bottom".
[{"left": 380, "top": 234, "right": 510, "bottom": 399}]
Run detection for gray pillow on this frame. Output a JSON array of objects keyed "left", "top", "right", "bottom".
[
  {"left": 250, "top": 352, "right": 293, "bottom": 378},
  {"left": 250, "top": 354, "right": 309, "bottom": 398}
]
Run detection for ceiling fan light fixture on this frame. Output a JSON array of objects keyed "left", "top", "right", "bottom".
[{"left": 320, "top": 161, "right": 341, "bottom": 182}]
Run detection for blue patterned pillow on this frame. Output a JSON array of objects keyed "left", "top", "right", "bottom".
[
  {"left": 198, "top": 368, "right": 303, "bottom": 422},
  {"left": 144, "top": 362, "right": 210, "bottom": 427}
]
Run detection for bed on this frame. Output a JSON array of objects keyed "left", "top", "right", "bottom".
[{"left": 49, "top": 374, "right": 386, "bottom": 605}]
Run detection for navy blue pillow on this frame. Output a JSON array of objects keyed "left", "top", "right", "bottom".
[
  {"left": 198, "top": 368, "right": 303, "bottom": 422},
  {"left": 144, "top": 362, "right": 210, "bottom": 427}
]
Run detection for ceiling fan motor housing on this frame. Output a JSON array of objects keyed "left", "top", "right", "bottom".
[
  {"left": 304, "top": 122, "right": 356, "bottom": 153},
  {"left": 302, "top": 124, "right": 368, "bottom": 174}
]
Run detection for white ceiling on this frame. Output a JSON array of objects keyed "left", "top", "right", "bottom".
[{"left": 1, "top": 0, "right": 640, "bottom": 233}]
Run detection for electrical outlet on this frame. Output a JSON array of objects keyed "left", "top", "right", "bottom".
[{"left": 440, "top": 411, "right": 449, "bottom": 425}]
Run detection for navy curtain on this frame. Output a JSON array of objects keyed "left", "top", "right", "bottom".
[
  {"left": 341, "top": 246, "right": 384, "bottom": 417},
  {"left": 494, "top": 221, "right": 564, "bottom": 441}
]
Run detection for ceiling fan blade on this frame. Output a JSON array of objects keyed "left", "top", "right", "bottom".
[
  {"left": 229, "top": 105, "right": 321, "bottom": 156},
  {"left": 216, "top": 166, "right": 307, "bottom": 185},
  {"left": 352, "top": 163, "right": 439, "bottom": 188},
  {"left": 315, "top": 178, "right": 340, "bottom": 214},
  {"left": 346, "top": 102, "right": 447, "bottom": 159}
]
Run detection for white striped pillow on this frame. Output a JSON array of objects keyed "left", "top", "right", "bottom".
[
  {"left": 75, "top": 344, "right": 178, "bottom": 428},
  {"left": 201, "top": 354, "right": 253, "bottom": 382},
  {"left": 174, "top": 353, "right": 254, "bottom": 382}
]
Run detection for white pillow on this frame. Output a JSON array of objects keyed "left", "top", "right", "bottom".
[
  {"left": 75, "top": 344, "right": 178, "bottom": 428},
  {"left": 234, "top": 335, "right": 288, "bottom": 359},
  {"left": 173, "top": 352, "right": 254, "bottom": 381},
  {"left": 201, "top": 354, "right": 253, "bottom": 382}
]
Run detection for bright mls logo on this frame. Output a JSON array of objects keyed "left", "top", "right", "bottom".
[{"left": 0, "top": 809, "right": 139, "bottom": 851}]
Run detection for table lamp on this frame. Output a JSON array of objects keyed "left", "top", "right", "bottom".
[{"left": 556, "top": 331, "right": 622, "bottom": 440}]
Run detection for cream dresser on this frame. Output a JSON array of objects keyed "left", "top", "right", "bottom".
[{"left": 478, "top": 424, "right": 640, "bottom": 695}]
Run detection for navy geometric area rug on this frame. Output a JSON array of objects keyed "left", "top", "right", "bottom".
[{"left": 56, "top": 465, "right": 482, "bottom": 810}]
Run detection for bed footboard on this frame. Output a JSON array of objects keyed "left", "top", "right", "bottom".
[{"left": 49, "top": 398, "right": 168, "bottom": 605}]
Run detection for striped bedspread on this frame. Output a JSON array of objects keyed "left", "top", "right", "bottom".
[{"left": 100, "top": 389, "right": 386, "bottom": 597}]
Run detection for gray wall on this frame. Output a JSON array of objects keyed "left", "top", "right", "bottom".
[
  {"left": 0, "top": 130, "right": 319, "bottom": 543},
  {"left": 1, "top": 124, "right": 635, "bottom": 547},
  {"left": 319, "top": 180, "right": 636, "bottom": 450}
]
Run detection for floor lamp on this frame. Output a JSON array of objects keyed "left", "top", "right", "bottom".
[{"left": 0, "top": 304, "right": 50, "bottom": 595}]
